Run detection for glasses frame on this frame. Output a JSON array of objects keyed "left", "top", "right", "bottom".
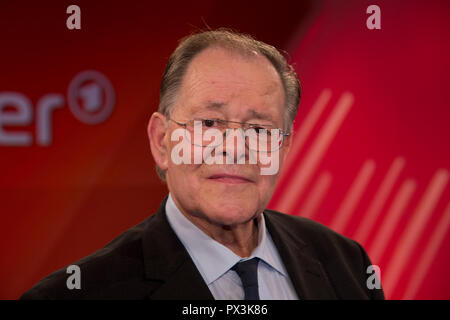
[{"left": 168, "top": 118, "right": 290, "bottom": 152}]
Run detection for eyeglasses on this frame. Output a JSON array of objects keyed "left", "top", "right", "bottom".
[{"left": 168, "top": 118, "right": 290, "bottom": 152}]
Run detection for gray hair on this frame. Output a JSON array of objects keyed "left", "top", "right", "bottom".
[{"left": 155, "top": 28, "right": 301, "bottom": 180}]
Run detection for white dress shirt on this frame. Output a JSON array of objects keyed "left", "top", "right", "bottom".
[{"left": 165, "top": 193, "right": 299, "bottom": 300}]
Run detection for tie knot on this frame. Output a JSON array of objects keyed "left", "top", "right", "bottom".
[
  {"left": 231, "top": 258, "right": 260, "bottom": 300},
  {"left": 232, "top": 258, "right": 260, "bottom": 282}
]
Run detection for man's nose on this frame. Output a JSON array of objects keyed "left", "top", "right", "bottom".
[{"left": 222, "top": 128, "right": 247, "bottom": 164}]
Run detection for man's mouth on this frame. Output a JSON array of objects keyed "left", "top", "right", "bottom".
[{"left": 207, "top": 174, "right": 253, "bottom": 184}]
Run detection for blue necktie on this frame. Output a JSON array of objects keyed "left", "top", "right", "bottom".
[{"left": 232, "top": 258, "right": 260, "bottom": 300}]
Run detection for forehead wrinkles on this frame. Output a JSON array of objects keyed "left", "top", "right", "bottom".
[
  {"left": 174, "top": 48, "right": 285, "bottom": 120},
  {"left": 183, "top": 58, "right": 282, "bottom": 100}
]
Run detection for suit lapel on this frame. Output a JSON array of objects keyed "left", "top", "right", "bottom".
[
  {"left": 141, "top": 197, "right": 337, "bottom": 299},
  {"left": 264, "top": 211, "right": 338, "bottom": 299},
  {"left": 142, "top": 197, "right": 214, "bottom": 300}
]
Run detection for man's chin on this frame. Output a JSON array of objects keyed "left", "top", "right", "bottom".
[{"left": 202, "top": 206, "right": 258, "bottom": 227}]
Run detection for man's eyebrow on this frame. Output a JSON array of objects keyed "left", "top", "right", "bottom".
[
  {"left": 201, "top": 102, "right": 273, "bottom": 122},
  {"left": 205, "top": 101, "right": 227, "bottom": 109},
  {"left": 246, "top": 109, "right": 273, "bottom": 122}
]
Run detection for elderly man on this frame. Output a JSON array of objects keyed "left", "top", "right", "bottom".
[{"left": 21, "top": 29, "right": 384, "bottom": 300}]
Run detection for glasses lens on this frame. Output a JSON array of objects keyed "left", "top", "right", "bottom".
[
  {"left": 182, "top": 119, "right": 283, "bottom": 152},
  {"left": 185, "top": 119, "right": 224, "bottom": 148},
  {"left": 246, "top": 128, "right": 283, "bottom": 152}
]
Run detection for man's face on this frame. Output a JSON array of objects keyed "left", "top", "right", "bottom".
[{"left": 162, "top": 47, "right": 290, "bottom": 226}]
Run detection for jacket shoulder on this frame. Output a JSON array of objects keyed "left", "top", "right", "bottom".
[
  {"left": 264, "top": 208, "right": 358, "bottom": 248},
  {"left": 21, "top": 216, "right": 153, "bottom": 300},
  {"left": 263, "top": 209, "right": 384, "bottom": 299}
]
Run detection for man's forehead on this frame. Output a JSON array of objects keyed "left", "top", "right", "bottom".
[
  {"left": 192, "top": 45, "right": 262, "bottom": 64},
  {"left": 189, "top": 100, "right": 276, "bottom": 122},
  {"left": 174, "top": 47, "right": 285, "bottom": 121},
  {"left": 185, "top": 47, "right": 279, "bottom": 81}
]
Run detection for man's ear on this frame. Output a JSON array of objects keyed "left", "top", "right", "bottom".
[
  {"left": 280, "top": 132, "right": 293, "bottom": 164},
  {"left": 147, "top": 112, "right": 169, "bottom": 172}
]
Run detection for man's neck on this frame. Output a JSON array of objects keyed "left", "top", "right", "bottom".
[{"left": 179, "top": 210, "right": 260, "bottom": 258}]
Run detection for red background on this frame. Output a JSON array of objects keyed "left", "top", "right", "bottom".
[{"left": 1, "top": 0, "right": 449, "bottom": 299}]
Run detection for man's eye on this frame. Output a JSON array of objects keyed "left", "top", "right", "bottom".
[
  {"left": 253, "top": 127, "right": 270, "bottom": 136},
  {"left": 203, "top": 119, "right": 217, "bottom": 127}
]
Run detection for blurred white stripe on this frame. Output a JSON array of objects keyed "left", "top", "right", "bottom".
[
  {"left": 354, "top": 157, "right": 405, "bottom": 244},
  {"left": 383, "top": 169, "right": 449, "bottom": 296},
  {"left": 330, "top": 159, "right": 376, "bottom": 233},
  {"left": 277, "top": 92, "right": 354, "bottom": 214},
  {"left": 296, "top": 171, "right": 332, "bottom": 218},
  {"left": 402, "top": 202, "right": 450, "bottom": 299},
  {"left": 278, "top": 89, "right": 332, "bottom": 183},
  {"left": 369, "top": 179, "right": 416, "bottom": 264}
]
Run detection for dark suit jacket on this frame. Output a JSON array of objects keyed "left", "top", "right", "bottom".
[{"left": 21, "top": 196, "right": 384, "bottom": 300}]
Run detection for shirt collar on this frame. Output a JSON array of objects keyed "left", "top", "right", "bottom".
[{"left": 164, "top": 193, "right": 288, "bottom": 285}]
